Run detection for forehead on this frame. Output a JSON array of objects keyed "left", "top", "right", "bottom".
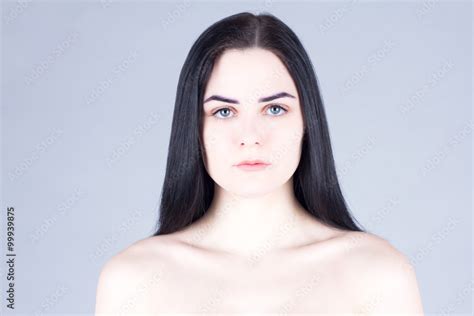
[{"left": 203, "top": 48, "right": 298, "bottom": 102}]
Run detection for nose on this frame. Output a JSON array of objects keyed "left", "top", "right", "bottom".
[
  {"left": 240, "top": 140, "right": 260, "bottom": 146},
  {"left": 238, "top": 118, "right": 263, "bottom": 147},
  {"left": 239, "top": 130, "right": 261, "bottom": 146}
]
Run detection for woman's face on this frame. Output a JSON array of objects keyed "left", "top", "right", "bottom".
[{"left": 202, "top": 48, "right": 305, "bottom": 197}]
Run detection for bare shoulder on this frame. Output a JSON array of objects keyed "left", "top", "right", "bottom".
[
  {"left": 339, "top": 231, "right": 425, "bottom": 315},
  {"left": 340, "top": 231, "right": 416, "bottom": 276},
  {"left": 94, "top": 235, "right": 175, "bottom": 315},
  {"left": 96, "top": 235, "right": 175, "bottom": 276}
]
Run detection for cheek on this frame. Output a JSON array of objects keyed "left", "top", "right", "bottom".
[
  {"left": 202, "top": 124, "right": 232, "bottom": 172},
  {"left": 267, "top": 126, "right": 304, "bottom": 167}
]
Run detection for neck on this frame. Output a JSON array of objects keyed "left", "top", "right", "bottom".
[{"left": 181, "top": 179, "right": 324, "bottom": 259}]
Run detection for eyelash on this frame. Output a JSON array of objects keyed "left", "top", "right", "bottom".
[{"left": 211, "top": 104, "right": 288, "bottom": 119}]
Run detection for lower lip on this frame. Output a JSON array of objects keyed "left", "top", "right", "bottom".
[{"left": 236, "top": 163, "right": 270, "bottom": 171}]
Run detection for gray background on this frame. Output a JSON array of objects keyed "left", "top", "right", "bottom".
[{"left": 1, "top": 0, "right": 472, "bottom": 315}]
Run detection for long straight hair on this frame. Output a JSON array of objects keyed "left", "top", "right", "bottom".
[{"left": 152, "top": 12, "right": 366, "bottom": 236}]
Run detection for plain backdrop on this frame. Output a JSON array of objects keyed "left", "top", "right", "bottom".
[{"left": 1, "top": 0, "right": 472, "bottom": 315}]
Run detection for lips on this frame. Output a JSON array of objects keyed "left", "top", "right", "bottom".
[{"left": 235, "top": 159, "right": 270, "bottom": 166}]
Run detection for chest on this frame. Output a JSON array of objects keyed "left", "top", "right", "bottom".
[{"left": 145, "top": 256, "right": 357, "bottom": 314}]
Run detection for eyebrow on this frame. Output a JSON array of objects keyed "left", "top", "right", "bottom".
[{"left": 203, "top": 91, "right": 296, "bottom": 104}]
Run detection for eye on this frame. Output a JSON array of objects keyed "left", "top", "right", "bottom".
[
  {"left": 212, "top": 104, "right": 288, "bottom": 119},
  {"left": 212, "top": 107, "right": 234, "bottom": 119},
  {"left": 266, "top": 104, "right": 288, "bottom": 116}
]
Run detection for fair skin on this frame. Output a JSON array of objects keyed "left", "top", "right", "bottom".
[{"left": 95, "top": 48, "right": 424, "bottom": 315}]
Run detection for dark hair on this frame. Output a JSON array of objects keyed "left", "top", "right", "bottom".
[{"left": 151, "top": 12, "right": 366, "bottom": 236}]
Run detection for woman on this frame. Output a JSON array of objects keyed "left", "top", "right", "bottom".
[{"left": 95, "top": 12, "right": 424, "bottom": 315}]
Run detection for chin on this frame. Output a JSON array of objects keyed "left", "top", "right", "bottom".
[{"left": 222, "top": 181, "right": 282, "bottom": 198}]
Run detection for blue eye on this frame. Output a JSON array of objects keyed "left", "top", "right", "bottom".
[
  {"left": 213, "top": 108, "right": 233, "bottom": 119},
  {"left": 266, "top": 105, "right": 287, "bottom": 116},
  {"left": 212, "top": 104, "right": 287, "bottom": 119}
]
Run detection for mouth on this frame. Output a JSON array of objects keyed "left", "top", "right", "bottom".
[
  {"left": 235, "top": 160, "right": 270, "bottom": 167},
  {"left": 234, "top": 160, "right": 271, "bottom": 171}
]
